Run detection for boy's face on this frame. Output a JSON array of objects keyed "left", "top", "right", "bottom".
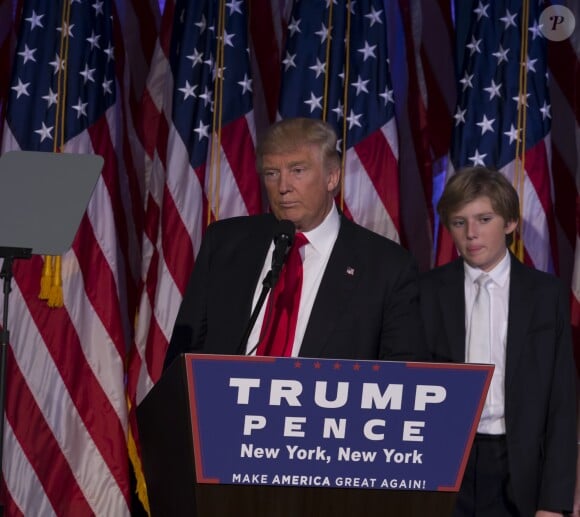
[{"left": 447, "top": 196, "right": 518, "bottom": 272}]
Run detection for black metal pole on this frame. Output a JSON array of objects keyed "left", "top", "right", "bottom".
[
  {"left": 237, "top": 271, "right": 274, "bottom": 356},
  {"left": 0, "top": 257, "right": 13, "bottom": 501}
]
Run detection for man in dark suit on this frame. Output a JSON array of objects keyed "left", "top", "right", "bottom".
[
  {"left": 164, "top": 117, "right": 427, "bottom": 368},
  {"left": 419, "top": 166, "right": 576, "bottom": 516}
]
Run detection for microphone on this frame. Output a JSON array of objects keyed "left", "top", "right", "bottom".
[
  {"left": 270, "top": 219, "right": 295, "bottom": 287},
  {"left": 236, "top": 219, "right": 295, "bottom": 355}
]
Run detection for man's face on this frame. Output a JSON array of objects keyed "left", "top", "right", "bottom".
[
  {"left": 261, "top": 144, "right": 340, "bottom": 232},
  {"left": 447, "top": 196, "right": 517, "bottom": 272}
]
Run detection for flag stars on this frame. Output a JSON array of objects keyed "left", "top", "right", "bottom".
[
  {"left": 195, "top": 14, "right": 207, "bottom": 33},
  {"left": 72, "top": 97, "right": 88, "bottom": 118},
  {"left": 469, "top": 149, "right": 487, "bottom": 166},
  {"left": 528, "top": 20, "right": 544, "bottom": 40},
  {"left": 466, "top": 36, "right": 482, "bottom": 56},
  {"left": 103, "top": 42, "right": 114, "bottom": 62},
  {"left": 42, "top": 88, "right": 58, "bottom": 107},
  {"left": 187, "top": 48, "right": 203, "bottom": 67},
  {"left": 57, "top": 22, "right": 75, "bottom": 38},
  {"left": 524, "top": 56, "right": 538, "bottom": 73},
  {"left": 221, "top": 29, "right": 235, "bottom": 47},
  {"left": 351, "top": 75, "right": 369, "bottom": 95},
  {"left": 315, "top": 23, "right": 329, "bottom": 43},
  {"left": 11, "top": 78, "right": 30, "bottom": 99},
  {"left": 102, "top": 78, "right": 113, "bottom": 95},
  {"left": 287, "top": 17, "right": 301, "bottom": 37},
  {"left": 309, "top": 58, "right": 326, "bottom": 78},
  {"left": 539, "top": 100, "right": 551, "bottom": 120},
  {"left": 483, "top": 79, "right": 502, "bottom": 100},
  {"left": 346, "top": 109, "right": 363, "bottom": 129},
  {"left": 80, "top": 63, "right": 96, "bottom": 83},
  {"left": 332, "top": 100, "right": 344, "bottom": 121},
  {"left": 459, "top": 72, "right": 474, "bottom": 91},
  {"left": 194, "top": 120, "right": 210, "bottom": 141},
  {"left": 357, "top": 41, "right": 377, "bottom": 62},
  {"left": 92, "top": 0, "right": 104, "bottom": 16},
  {"left": 204, "top": 55, "right": 214, "bottom": 70},
  {"left": 226, "top": 0, "right": 243, "bottom": 15},
  {"left": 18, "top": 44, "right": 37, "bottom": 64},
  {"left": 476, "top": 114, "right": 495, "bottom": 134},
  {"left": 512, "top": 92, "right": 530, "bottom": 107},
  {"left": 282, "top": 52, "right": 296, "bottom": 71},
  {"left": 237, "top": 73, "right": 252, "bottom": 94},
  {"left": 86, "top": 31, "right": 101, "bottom": 50},
  {"left": 500, "top": 9, "right": 517, "bottom": 29},
  {"left": 25, "top": 10, "right": 44, "bottom": 31},
  {"left": 213, "top": 64, "right": 226, "bottom": 81},
  {"left": 379, "top": 86, "right": 394, "bottom": 106},
  {"left": 454, "top": 107, "right": 467, "bottom": 126},
  {"left": 25, "top": 10, "right": 44, "bottom": 30},
  {"left": 473, "top": 2, "right": 489, "bottom": 20},
  {"left": 178, "top": 80, "right": 197, "bottom": 100},
  {"left": 49, "top": 54, "right": 65, "bottom": 73},
  {"left": 492, "top": 45, "right": 510, "bottom": 64},
  {"left": 304, "top": 92, "right": 323, "bottom": 113},
  {"left": 504, "top": 124, "right": 520, "bottom": 144},
  {"left": 199, "top": 86, "right": 213, "bottom": 107},
  {"left": 34, "top": 122, "right": 53, "bottom": 142},
  {"left": 365, "top": 6, "right": 383, "bottom": 27}
]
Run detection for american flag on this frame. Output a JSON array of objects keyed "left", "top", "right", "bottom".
[
  {"left": 128, "top": 0, "right": 262, "bottom": 508},
  {"left": 0, "top": 0, "right": 17, "bottom": 144},
  {"left": 278, "top": 0, "right": 401, "bottom": 242},
  {"left": 545, "top": 1, "right": 580, "bottom": 370},
  {"left": 0, "top": 0, "right": 159, "bottom": 514},
  {"left": 440, "top": 0, "right": 558, "bottom": 273},
  {"left": 387, "top": 0, "right": 456, "bottom": 269}
]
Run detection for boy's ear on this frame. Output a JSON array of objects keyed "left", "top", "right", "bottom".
[{"left": 504, "top": 219, "right": 518, "bottom": 235}]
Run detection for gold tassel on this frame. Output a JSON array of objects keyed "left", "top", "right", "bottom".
[
  {"left": 127, "top": 396, "right": 151, "bottom": 515},
  {"left": 39, "top": 256, "right": 53, "bottom": 300},
  {"left": 48, "top": 255, "right": 64, "bottom": 308}
]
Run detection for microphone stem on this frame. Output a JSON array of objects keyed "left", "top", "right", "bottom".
[{"left": 237, "top": 271, "right": 272, "bottom": 355}]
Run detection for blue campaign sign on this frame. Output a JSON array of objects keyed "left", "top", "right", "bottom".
[{"left": 184, "top": 355, "right": 493, "bottom": 492}]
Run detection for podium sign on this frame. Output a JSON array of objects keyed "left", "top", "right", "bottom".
[{"left": 185, "top": 355, "right": 492, "bottom": 492}]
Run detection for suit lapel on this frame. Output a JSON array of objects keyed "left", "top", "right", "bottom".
[
  {"left": 299, "top": 217, "right": 361, "bottom": 357},
  {"left": 226, "top": 216, "right": 277, "bottom": 354},
  {"left": 505, "top": 255, "right": 534, "bottom": 393},
  {"left": 438, "top": 260, "right": 467, "bottom": 362},
  {"left": 240, "top": 216, "right": 278, "bottom": 317}
]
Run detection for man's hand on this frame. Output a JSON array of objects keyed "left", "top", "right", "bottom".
[{"left": 535, "top": 511, "right": 562, "bottom": 517}]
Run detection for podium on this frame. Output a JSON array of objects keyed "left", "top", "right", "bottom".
[{"left": 138, "top": 354, "right": 493, "bottom": 516}]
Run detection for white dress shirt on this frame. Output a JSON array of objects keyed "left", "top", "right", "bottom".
[
  {"left": 464, "top": 250, "right": 511, "bottom": 434},
  {"left": 246, "top": 204, "right": 341, "bottom": 356}
]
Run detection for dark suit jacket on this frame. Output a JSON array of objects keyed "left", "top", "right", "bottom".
[
  {"left": 165, "top": 213, "right": 428, "bottom": 367},
  {"left": 419, "top": 255, "right": 577, "bottom": 515}
]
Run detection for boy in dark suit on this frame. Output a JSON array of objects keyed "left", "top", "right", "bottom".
[{"left": 419, "top": 166, "right": 576, "bottom": 516}]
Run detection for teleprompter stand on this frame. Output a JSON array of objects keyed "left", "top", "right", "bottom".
[{"left": 0, "top": 151, "right": 103, "bottom": 515}]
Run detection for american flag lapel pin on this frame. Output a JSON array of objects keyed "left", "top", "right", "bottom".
[{"left": 346, "top": 266, "right": 355, "bottom": 276}]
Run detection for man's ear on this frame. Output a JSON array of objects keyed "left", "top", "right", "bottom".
[{"left": 327, "top": 166, "right": 340, "bottom": 192}]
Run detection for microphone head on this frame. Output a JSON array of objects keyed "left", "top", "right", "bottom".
[{"left": 274, "top": 219, "right": 295, "bottom": 246}]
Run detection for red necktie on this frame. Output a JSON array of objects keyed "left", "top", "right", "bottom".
[{"left": 257, "top": 233, "right": 308, "bottom": 357}]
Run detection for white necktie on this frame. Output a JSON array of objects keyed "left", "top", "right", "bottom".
[{"left": 467, "top": 274, "right": 491, "bottom": 364}]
